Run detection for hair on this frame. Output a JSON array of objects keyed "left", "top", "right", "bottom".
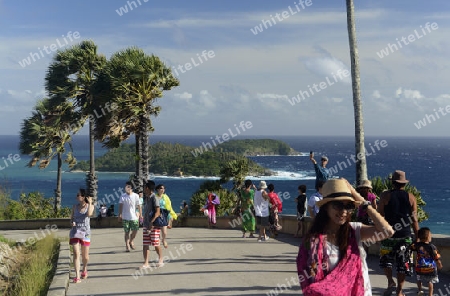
[
  {"left": 244, "top": 180, "right": 253, "bottom": 188},
  {"left": 78, "top": 188, "right": 88, "bottom": 203},
  {"left": 315, "top": 180, "right": 326, "bottom": 191},
  {"left": 418, "top": 227, "right": 431, "bottom": 241},
  {"left": 298, "top": 184, "right": 307, "bottom": 193},
  {"left": 392, "top": 181, "right": 406, "bottom": 189},
  {"left": 155, "top": 184, "right": 165, "bottom": 190},
  {"left": 125, "top": 181, "right": 133, "bottom": 187},
  {"left": 145, "top": 180, "right": 156, "bottom": 192},
  {"left": 267, "top": 183, "right": 275, "bottom": 192},
  {"left": 306, "top": 203, "right": 352, "bottom": 262}
]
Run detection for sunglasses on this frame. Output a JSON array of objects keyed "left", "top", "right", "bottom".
[{"left": 330, "top": 201, "right": 356, "bottom": 211}]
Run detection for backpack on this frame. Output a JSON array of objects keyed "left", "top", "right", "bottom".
[{"left": 412, "top": 242, "right": 438, "bottom": 276}]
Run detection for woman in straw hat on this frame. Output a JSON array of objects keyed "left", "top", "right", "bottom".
[
  {"left": 297, "top": 178, "right": 394, "bottom": 296},
  {"left": 356, "top": 180, "right": 378, "bottom": 225}
]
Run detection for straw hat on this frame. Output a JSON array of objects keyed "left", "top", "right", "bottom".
[
  {"left": 357, "top": 180, "right": 372, "bottom": 189},
  {"left": 316, "top": 179, "right": 361, "bottom": 208},
  {"left": 258, "top": 180, "right": 268, "bottom": 189}
]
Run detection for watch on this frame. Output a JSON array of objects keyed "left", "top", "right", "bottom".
[{"left": 361, "top": 201, "right": 371, "bottom": 210}]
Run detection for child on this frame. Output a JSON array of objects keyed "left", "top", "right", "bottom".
[
  {"left": 410, "top": 227, "right": 443, "bottom": 296},
  {"left": 294, "top": 184, "right": 307, "bottom": 237}
]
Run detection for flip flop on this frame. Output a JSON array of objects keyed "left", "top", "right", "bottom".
[
  {"left": 139, "top": 265, "right": 151, "bottom": 270},
  {"left": 80, "top": 271, "right": 88, "bottom": 279},
  {"left": 156, "top": 262, "right": 165, "bottom": 268},
  {"left": 130, "top": 242, "right": 136, "bottom": 250},
  {"left": 72, "top": 278, "right": 81, "bottom": 283},
  {"left": 126, "top": 248, "right": 130, "bottom": 252},
  {"left": 163, "top": 241, "right": 168, "bottom": 248}
]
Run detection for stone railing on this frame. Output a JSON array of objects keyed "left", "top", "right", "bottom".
[{"left": 1, "top": 215, "right": 448, "bottom": 274}]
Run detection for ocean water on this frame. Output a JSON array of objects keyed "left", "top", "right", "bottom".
[{"left": 0, "top": 135, "right": 448, "bottom": 234}]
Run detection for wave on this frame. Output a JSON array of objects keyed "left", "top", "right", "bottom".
[{"left": 64, "top": 170, "right": 316, "bottom": 181}]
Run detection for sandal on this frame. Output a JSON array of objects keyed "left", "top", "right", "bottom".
[
  {"left": 81, "top": 271, "right": 88, "bottom": 279},
  {"left": 72, "top": 278, "right": 81, "bottom": 283}
]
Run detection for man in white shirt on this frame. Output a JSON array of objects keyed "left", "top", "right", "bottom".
[
  {"left": 118, "top": 181, "right": 142, "bottom": 252},
  {"left": 254, "top": 181, "right": 270, "bottom": 242},
  {"left": 307, "top": 180, "right": 324, "bottom": 219}
]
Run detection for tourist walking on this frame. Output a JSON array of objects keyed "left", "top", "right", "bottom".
[
  {"left": 310, "top": 151, "right": 330, "bottom": 189},
  {"left": 69, "top": 189, "right": 95, "bottom": 283},
  {"left": 141, "top": 180, "right": 164, "bottom": 268},
  {"left": 297, "top": 179, "right": 394, "bottom": 295},
  {"left": 307, "top": 180, "right": 324, "bottom": 219},
  {"left": 294, "top": 184, "right": 307, "bottom": 237},
  {"left": 254, "top": 180, "right": 270, "bottom": 242},
  {"left": 155, "top": 184, "right": 177, "bottom": 248},
  {"left": 118, "top": 181, "right": 142, "bottom": 252},
  {"left": 239, "top": 179, "right": 256, "bottom": 238},
  {"left": 410, "top": 227, "right": 443, "bottom": 296},
  {"left": 378, "top": 170, "right": 420, "bottom": 296}
]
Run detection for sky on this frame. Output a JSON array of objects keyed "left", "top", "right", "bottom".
[{"left": 1, "top": 0, "right": 450, "bottom": 137}]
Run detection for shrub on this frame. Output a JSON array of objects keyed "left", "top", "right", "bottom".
[{"left": 189, "top": 180, "right": 238, "bottom": 216}]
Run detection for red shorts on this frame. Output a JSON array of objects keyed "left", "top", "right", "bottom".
[
  {"left": 69, "top": 238, "right": 91, "bottom": 246},
  {"left": 143, "top": 227, "right": 160, "bottom": 246}
]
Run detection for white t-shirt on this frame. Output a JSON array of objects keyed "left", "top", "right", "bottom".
[
  {"left": 119, "top": 192, "right": 140, "bottom": 221},
  {"left": 307, "top": 192, "right": 323, "bottom": 215},
  {"left": 254, "top": 190, "right": 269, "bottom": 217},
  {"left": 325, "top": 222, "right": 371, "bottom": 296}
]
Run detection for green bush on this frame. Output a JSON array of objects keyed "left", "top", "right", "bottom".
[
  {"left": 189, "top": 180, "right": 238, "bottom": 217},
  {"left": 0, "top": 190, "right": 71, "bottom": 220}
]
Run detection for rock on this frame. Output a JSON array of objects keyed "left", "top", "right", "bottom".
[{"left": 0, "top": 242, "right": 19, "bottom": 280}]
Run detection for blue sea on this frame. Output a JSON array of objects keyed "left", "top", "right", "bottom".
[{"left": 0, "top": 135, "right": 449, "bottom": 234}]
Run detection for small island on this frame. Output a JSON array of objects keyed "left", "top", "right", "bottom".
[{"left": 71, "top": 139, "right": 300, "bottom": 177}]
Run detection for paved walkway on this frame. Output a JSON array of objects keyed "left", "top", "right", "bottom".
[{"left": 2, "top": 228, "right": 449, "bottom": 295}]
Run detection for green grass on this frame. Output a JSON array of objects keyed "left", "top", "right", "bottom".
[{"left": 4, "top": 234, "right": 60, "bottom": 296}]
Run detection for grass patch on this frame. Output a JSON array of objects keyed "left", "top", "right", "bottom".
[{"left": 4, "top": 234, "right": 60, "bottom": 296}]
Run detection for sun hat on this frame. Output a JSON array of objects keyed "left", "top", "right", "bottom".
[
  {"left": 321, "top": 156, "right": 328, "bottom": 161},
  {"left": 258, "top": 180, "right": 268, "bottom": 189},
  {"left": 391, "top": 170, "right": 409, "bottom": 184},
  {"left": 357, "top": 180, "right": 372, "bottom": 189},
  {"left": 316, "top": 179, "right": 361, "bottom": 208}
]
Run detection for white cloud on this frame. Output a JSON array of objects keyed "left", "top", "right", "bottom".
[
  {"left": 174, "top": 92, "right": 193, "bottom": 100},
  {"left": 303, "top": 56, "right": 351, "bottom": 84},
  {"left": 256, "top": 93, "right": 288, "bottom": 100}
]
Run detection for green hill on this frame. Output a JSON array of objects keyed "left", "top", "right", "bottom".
[{"left": 72, "top": 139, "right": 299, "bottom": 176}]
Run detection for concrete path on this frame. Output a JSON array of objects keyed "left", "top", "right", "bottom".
[{"left": 2, "top": 228, "right": 449, "bottom": 295}]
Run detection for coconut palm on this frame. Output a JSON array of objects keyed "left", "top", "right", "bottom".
[
  {"left": 346, "top": 0, "right": 367, "bottom": 185},
  {"left": 45, "top": 40, "right": 107, "bottom": 202},
  {"left": 19, "top": 97, "right": 78, "bottom": 214},
  {"left": 93, "top": 47, "right": 179, "bottom": 192}
]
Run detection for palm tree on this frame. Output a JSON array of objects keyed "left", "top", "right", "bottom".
[
  {"left": 346, "top": 0, "right": 367, "bottom": 184},
  {"left": 45, "top": 40, "right": 107, "bottom": 202},
  {"left": 19, "top": 98, "right": 78, "bottom": 214},
  {"left": 94, "top": 47, "right": 179, "bottom": 192}
]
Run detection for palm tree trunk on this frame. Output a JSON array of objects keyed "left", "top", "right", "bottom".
[
  {"left": 140, "top": 113, "right": 150, "bottom": 187},
  {"left": 86, "top": 119, "right": 98, "bottom": 202},
  {"left": 346, "top": 0, "right": 367, "bottom": 185},
  {"left": 55, "top": 152, "right": 62, "bottom": 215},
  {"left": 134, "top": 133, "right": 143, "bottom": 191}
]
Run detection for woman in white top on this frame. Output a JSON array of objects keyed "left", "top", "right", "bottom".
[{"left": 297, "top": 179, "right": 394, "bottom": 296}]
